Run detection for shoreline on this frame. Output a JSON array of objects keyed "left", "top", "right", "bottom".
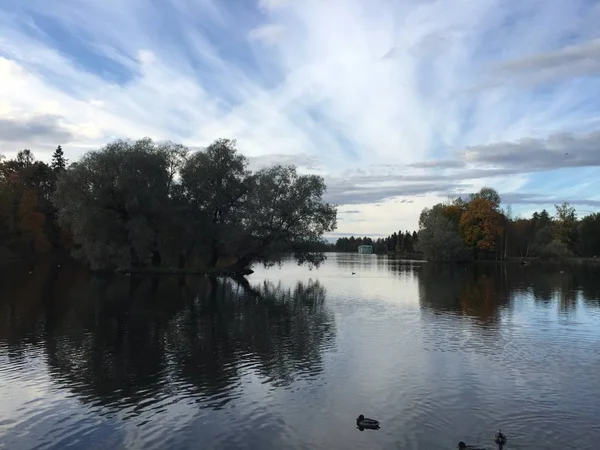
[
  {"left": 3, "top": 251, "right": 599, "bottom": 276},
  {"left": 396, "top": 256, "right": 600, "bottom": 265}
]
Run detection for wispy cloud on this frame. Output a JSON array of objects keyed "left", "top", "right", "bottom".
[
  {"left": 462, "top": 130, "right": 600, "bottom": 170},
  {"left": 248, "top": 153, "right": 323, "bottom": 171},
  {"left": 248, "top": 24, "right": 286, "bottom": 46},
  {"left": 502, "top": 192, "right": 600, "bottom": 208},
  {"left": 1, "top": 0, "right": 599, "bottom": 234},
  {"left": 490, "top": 38, "right": 600, "bottom": 84}
]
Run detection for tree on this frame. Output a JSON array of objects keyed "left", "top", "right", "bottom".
[
  {"left": 510, "top": 218, "right": 531, "bottom": 256},
  {"left": 52, "top": 138, "right": 174, "bottom": 270},
  {"left": 529, "top": 209, "right": 553, "bottom": 256},
  {"left": 459, "top": 197, "right": 503, "bottom": 257},
  {"left": 157, "top": 141, "right": 188, "bottom": 192},
  {"left": 0, "top": 181, "right": 16, "bottom": 248},
  {"left": 577, "top": 213, "right": 600, "bottom": 257},
  {"left": 18, "top": 189, "right": 50, "bottom": 253},
  {"left": 402, "top": 231, "right": 414, "bottom": 254},
  {"left": 374, "top": 238, "right": 387, "bottom": 254},
  {"left": 348, "top": 236, "right": 356, "bottom": 250},
  {"left": 443, "top": 203, "right": 464, "bottom": 227},
  {"left": 51, "top": 137, "right": 337, "bottom": 273},
  {"left": 416, "top": 204, "right": 470, "bottom": 261},
  {"left": 51, "top": 145, "right": 68, "bottom": 172},
  {"left": 395, "top": 231, "right": 404, "bottom": 253},
  {"left": 17, "top": 149, "right": 35, "bottom": 167},
  {"left": 179, "top": 138, "right": 250, "bottom": 267},
  {"left": 0, "top": 149, "right": 59, "bottom": 254},
  {"left": 541, "top": 239, "right": 573, "bottom": 258},
  {"left": 232, "top": 164, "right": 337, "bottom": 270},
  {"left": 553, "top": 202, "right": 577, "bottom": 251},
  {"left": 469, "top": 186, "right": 500, "bottom": 210}
]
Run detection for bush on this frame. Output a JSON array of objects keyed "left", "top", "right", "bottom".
[{"left": 541, "top": 239, "right": 573, "bottom": 258}]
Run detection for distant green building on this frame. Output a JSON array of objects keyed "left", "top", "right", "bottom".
[{"left": 358, "top": 245, "right": 374, "bottom": 254}]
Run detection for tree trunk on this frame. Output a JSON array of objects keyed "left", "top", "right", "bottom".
[
  {"left": 207, "top": 239, "right": 220, "bottom": 268},
  {"left": 225, "top": 252, "right": 258, "bottom": 274},
  {"left": 178, "top": 252, "right": 187, "bottom": 269},
  {"left": 130, "top": 246, "right": 141, "bottom": 268},
  {"left": 151, "top": 249, "right": 162, "bottom": 267}
]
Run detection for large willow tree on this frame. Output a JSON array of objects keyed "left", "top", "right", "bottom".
[{"left": 53, "top": 137, "right": 337, "bottom": 272}]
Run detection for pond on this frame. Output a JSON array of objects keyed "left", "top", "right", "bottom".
[{"left": 1, "top": 253, "right": 600, "bottom": 449}]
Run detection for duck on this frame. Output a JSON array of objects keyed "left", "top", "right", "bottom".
[
  {"left": 356, "top": 414, "right": 380, "bottom": 430},
  {"left": 457, "top": 442, "right": 485, "bottom": 450},
  {"left": 494, "top": 429, "right": 507, "bottom": 447}
]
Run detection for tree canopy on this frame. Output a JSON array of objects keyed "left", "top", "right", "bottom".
[
  {"left": 334, "top": 186, "right": 600, "bottom": 262},
  {"left": 417, "top": 204, "right": 470, "bottom": 261},
  {"left": 1, "top": 138, "right": 337, "bottom": 273},
  {"left": 412, "top": 187, "right": 599, "bottom": 261},
  {"left": 3, "top": 142, "right": 600, "bottom": 267}
]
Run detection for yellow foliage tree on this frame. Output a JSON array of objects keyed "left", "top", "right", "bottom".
[
  {"left": 443, "top": 204, "right": 464, "bottom": 226},
  {"left": 459, "top": 198, "right": 503, "bottom": 253}
]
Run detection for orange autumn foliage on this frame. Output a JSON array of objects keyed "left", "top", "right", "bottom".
[
  {"left": 459, "top": 198, "right": 503, "bottom": 252},
  {"left": 18, "top": 189, "right": 51, "bottom": 253}
]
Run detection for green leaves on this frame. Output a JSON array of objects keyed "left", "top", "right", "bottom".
[
  {"left": 416, "top": 204, "right": 470, "bottom": 261},
  {"left": 241, "top": 165, "right": 337, "bottom": 268},
  {"left": 49, "top": 137, "right": 337, "bottom": 271}
]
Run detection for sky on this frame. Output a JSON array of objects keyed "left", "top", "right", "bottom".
[{"left": 2, "top": 0, "right": 600, "bottom": 239}]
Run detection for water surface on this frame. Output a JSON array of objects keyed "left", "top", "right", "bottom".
[{"left": 2, "top": 254, "right": 600, "bottom": 449}]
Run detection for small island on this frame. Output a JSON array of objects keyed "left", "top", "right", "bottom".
[{"left": 0, "top": 138, "right": 337, "bottom": 276}]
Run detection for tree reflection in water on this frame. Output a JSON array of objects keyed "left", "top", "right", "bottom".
[
  {"left": 0, "top": 264, "right": 335, "bottom": 412},
  {"left": 384, "top": 260, "right": 600, "bottom": 322},
  {"left": 416, "top": 264, "right": 512, "bottom": 324}
]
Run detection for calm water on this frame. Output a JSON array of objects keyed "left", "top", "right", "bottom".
[{"left": 2, "top": 254, "right": 600, "bottom": 449}]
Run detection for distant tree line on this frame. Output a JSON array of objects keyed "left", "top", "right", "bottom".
[
  {"left": 333, "top": 231, "right": 420, "bottom": 256},
  {"left": 333, "top": 186, "right": 600, "bottom": 262},
  {"left": 0, "top": 138, "right": 337, "bottom": 273},
  {"left": 415, "top": 187, "right": 600, "bottom": 261}
]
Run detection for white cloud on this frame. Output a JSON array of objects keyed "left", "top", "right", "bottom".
[
  {"left": 137, "top": 49, "right": 156, "bottom": 65},
  {"left": 248, "top": 24, "right": 285, "bottom": 45},
  {"left": 0, "top": 0, "right": 599, "bottom": 235},
  {"left": 258, "top": 0, "right": 289, "bottom": 12}
]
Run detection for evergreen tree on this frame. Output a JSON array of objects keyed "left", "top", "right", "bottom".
[{"left": 51, "top": 145, "right": 68, "bottom": 172}]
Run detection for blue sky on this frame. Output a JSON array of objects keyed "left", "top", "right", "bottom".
[{"left": 1, "top": 0, "right": 600, "bottom": 237}]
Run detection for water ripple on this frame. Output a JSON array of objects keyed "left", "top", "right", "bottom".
[{"left": 2, "top": 258, "right": 600, "bottom": 449}]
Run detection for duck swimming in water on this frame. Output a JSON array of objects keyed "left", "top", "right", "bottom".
[
  {"left": 457, "top": 442, "right": 485, "bottom": 450},
  {"left": 494, "top": 429, "right": 507, "bottom": 448},
  {"left": 356, "top": 414, "right": 380, "bottom": 430}
]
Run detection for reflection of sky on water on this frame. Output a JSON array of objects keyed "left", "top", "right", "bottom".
[{"left": 1, "top": 255, "right": 600, "bottom": 449}]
